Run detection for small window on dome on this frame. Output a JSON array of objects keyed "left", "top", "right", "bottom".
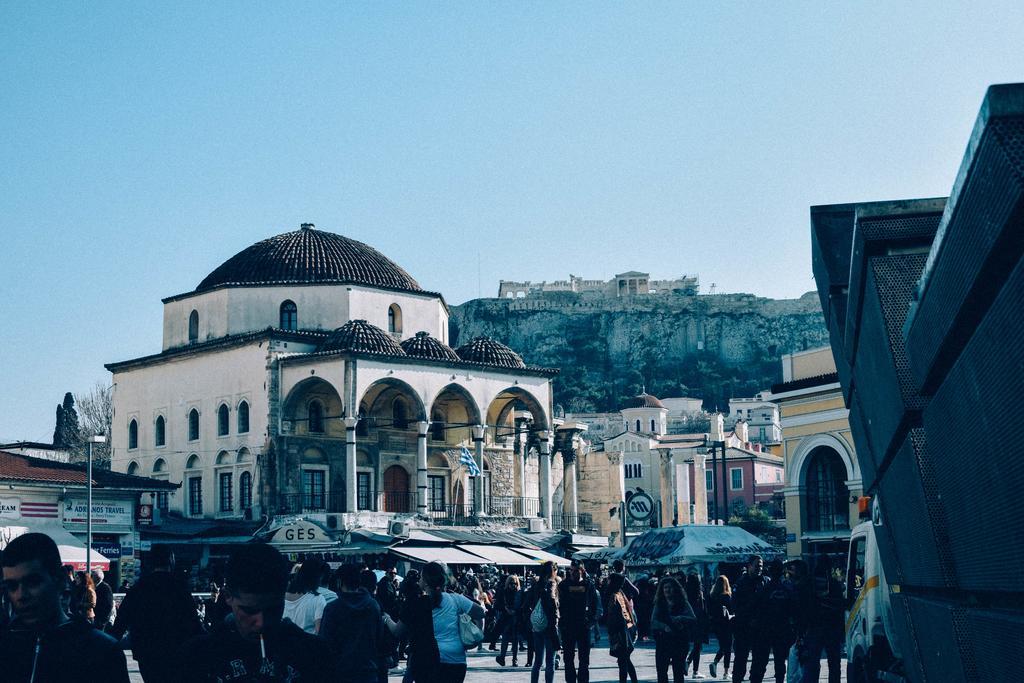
[
  {"left": 388, "top": 304, "right": 402, "bottom": 336},
  {"left": 280, "top": 300, "right": 297, "bottom": 331},
  {"left": 188, "top": 310, "right": 199, "bottom": 343},
  {"left": 635, "top": 419, "right": 641, "bottom": 432}
]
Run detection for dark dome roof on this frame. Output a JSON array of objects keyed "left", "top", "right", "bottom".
[
  {"left": 622, "top": 393, "right": 666, "bottom": 409},
  {"left": 400, "top": 331, "right": 460, "bottom": 362},
  {"left": 455, "top": 336, "right": 526, "bottom": 369},
  {"left": 319, "top": 320, "right": 406, "bottom": 356},
  {"left": 196, "top": 224, "right": 423, "bottom": 294}
]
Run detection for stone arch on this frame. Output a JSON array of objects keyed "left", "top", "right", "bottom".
[
  {"left": 282, "top": 377, "right": 344, "bottom": 437},
  {"left": 236, "top": 447, "right": 251, "bottom": 464},
  {"left": 485, "top": 387, "right": 550, "bottom": 445},
  {"left": 186, "top": 453, "right": 201, "bottom": 469},
  {"left": 152, "top": 458, "right": 166, "bottom": 474},
  {"left": 302, "top": 446, "right": 327, "bottom": 464},
  {"left": 359, "top": 378, "right": 427, "bottom": 423},
  {"left": 428, "top": 383, "right": 481, "bottom": 445},
  {"left": 216, "top": 450, "right": 231, "bottom": 465},
  {"left": 127, "top": 461, "right": 140, "bottom": 475},
  {"left": 788, "top": 433, "right": 858, "bottom": 488}
]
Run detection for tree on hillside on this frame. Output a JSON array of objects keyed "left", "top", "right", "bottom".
[{"left": 52, "top": 392, "right": 80, "bottom": 448}]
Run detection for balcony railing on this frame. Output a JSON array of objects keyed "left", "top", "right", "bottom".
[
  {"left": 276, "top": 492, "right": 346, "bottom": 514},
  {"left": 553, "top": 512, "right": 600, "bottom": 533},
  {"left": 487, "top": 496, "right": 541, "bottom": 518},
  {"left": 377, "top": 491, "right": 417, "bottom": 513}
]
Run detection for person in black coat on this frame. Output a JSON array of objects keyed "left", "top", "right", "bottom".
[
  {"left": 684, "top": 572, "right": 709, "bottom": 678},
  {"left": 0, "top": 532, "right": 130, "bottom": 682},
  {"left": 109, "top": 544, "right": 203, "bottom": 683},
  {"left": 731, "top": 554, "right": 772, "bottom": 683},
  {"left": 558, "top": 561, "right": 600, "bottom": 683},
  {"left": 708, "top": 574, "right": 734, "bottom": 679}
]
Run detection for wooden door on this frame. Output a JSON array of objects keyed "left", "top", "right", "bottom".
[{"left": 382, "top": 465, "right": 409, "bottom": 512}]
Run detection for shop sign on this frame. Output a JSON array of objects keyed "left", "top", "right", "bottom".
[
  {"left": 271, "top": 520, "right": 328, "bottom": 545},
  {"left": 136, "top": 504, "right": 153, "bottom": 525},
  {"left": 0, "top": 498, "right": 19, "bottom": 520},
  {"left": 92, "top": 536, "right": 122, "bottom": 559},
  {"left": 64, "top": 499, "right": 133, "bottom": 527}
]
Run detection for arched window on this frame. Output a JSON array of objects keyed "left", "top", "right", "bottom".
[
  {"left": 805, "top": 448, "right": 850, "bottom": 532},
  {"left": 650, "top": 419, "right": 656, "bottom": 433},
  {"left": 237, "top": 401, "right": 250, "bottom": 434},
  {"left": 635, "top": 419, "right": 641, "bottom": 432},
  {"left": 188, "top": 408, "right": 200, "bottom": 441},
  {"left": 152, "top": 458, "right": 166, "bottom": 473},
  {"left": 128, "top": 419, "right": 138, "bottom": 450},
  {"left": 155, "top": 415, "right": 165, "bottom": 447},
  {"left": 387, "top": 304, "right": 402, "bottom": 335},
  {"left": 279, "top": 300, "right": 297, "bottom": 331},
  {"left": 392, "top": 398, "right": 408, "bottom": 429},
  {"left": 308, "top": 400, "right": 324, "bottom": 433},
  {"left": 430, "top": 411, "right": 446, "bottom": 441},
  {"left": 127, "top": 461, "right": 139, "bottom": 476},
  {"left": 217, "top": 404, "right": 229, "bottom": 436},
  {"left": 188, "top": 310, "right": 199, "bottom": 343},
  {"left": 239, "top": 471, "right": 253, "bottom": 510}
]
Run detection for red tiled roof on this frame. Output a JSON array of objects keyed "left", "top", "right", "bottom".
[{"left": 0, "top": 450, "right": 178, "bottom": 490}]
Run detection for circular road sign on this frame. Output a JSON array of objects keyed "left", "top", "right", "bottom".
[{"left": 626, "top": 491, "right": 655, "bottom": 522}]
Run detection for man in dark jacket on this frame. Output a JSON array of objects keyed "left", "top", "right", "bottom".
[
  {"left": 182, "top": 542, "right": 336, "bottom": 682},
  {"left": 91, "top": 568, "right": 115, "bottom": 630},
  {"left": 321, "top": 564, "right": 383, "bottom": 683},
  {"left": 761, "top": 559, "right": 799, "bottom": 683},
  {"left": 731, "top": 554, "right": 772, "bottom": 683},
  {"left": 0, "top": 532, "right": 130, "bottom": 682},
  {"left": 109, "top": 544, "right": 203, "bottom": 683},
  {"left": 558, "top": 561, "right": 600, "bottom": 683}
]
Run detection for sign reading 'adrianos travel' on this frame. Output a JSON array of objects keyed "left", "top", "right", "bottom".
[{"left": 63, "top": 500, "right": 133, "bottom": 526}]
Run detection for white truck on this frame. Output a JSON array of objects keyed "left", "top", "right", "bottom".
[{"left": 844, "top": 504, "right": 907, "bottom": 683}]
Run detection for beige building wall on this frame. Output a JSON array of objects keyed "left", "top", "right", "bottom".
[{"left": 781, "top": 346, "right": 838, "bottom": 382}]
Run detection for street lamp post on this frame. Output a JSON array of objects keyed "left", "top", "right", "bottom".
[{"left": 86, "top": 434, "right": 107, "bottom": 571}]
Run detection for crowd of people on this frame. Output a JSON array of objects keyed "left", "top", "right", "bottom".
[{"left": 0, "top": 531, "right": 847, "bottom": 683}]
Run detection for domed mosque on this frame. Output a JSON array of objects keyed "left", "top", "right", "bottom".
[{"left": 106, "top": 224, "right": 572, "bottom": 548}]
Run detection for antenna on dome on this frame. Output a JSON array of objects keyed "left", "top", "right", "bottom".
[{"left": 301, "top": 223, "right": 314, "bottom": 230}]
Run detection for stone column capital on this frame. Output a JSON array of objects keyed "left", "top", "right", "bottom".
[
  {"left": 417, "top": 421, "right": 430, "bottom": 436},
  {"left": 472, "top": 424, "right": 486, "bottom": 441},
  {"left": 343, "top": 417, "right": 359, "bottom": 430}
]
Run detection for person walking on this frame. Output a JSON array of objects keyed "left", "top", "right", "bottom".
[
  {"left": 386, "top": 561, "right": 486, "bottom": 683},
  {"left": 110, "top": 544, "right": 203, "bottom": 683},
  {"left": 71, "top": 570, "right": 97, "bottom": 624},
  {"left": 92, "top": 568, "right": 115, "bottom": 631},
  {"left": 684, "top": 573, "right": 709, "bottom": 679},
  {"left": 181, "top": 543, "right": 336, "bottom": 681},
  {"left": 0, "top": 533, "right": 131, "bottom": 682},
  {"left": 731, "top": 555, "right": 771, "bottom": 683},
  {"left": 320, "top": 564, "right": 384, "bottom": 683},
  {"left": 605, "top": 573, "right": 639, "bottom": 683},
  {"left": 650, "top": 576, "right": 696, "bottom": 683},
  {"left": 283, "top": 560, "right": 328, "bottom": 635},
  {"left": 525, "top": 561, "right": 561, "bottom": 683},
  {"left": 496, "top": 575, "right": 523, "bottom": 666},
  {"left": 798, "top": 557, "right": 844, "bottom": 683},
  {"left": 761, "top": 560, "right": 799, "bottom": 683},
  {"left": 558, "top": 560, "right": 600, "bottom": 683},
  {"left": 707, "top": 575, "right": 734, "bottom": 680}
]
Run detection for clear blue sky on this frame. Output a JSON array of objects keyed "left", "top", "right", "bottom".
[{"left": 2, "top": 2, "right": 1022, "bottom": 442}]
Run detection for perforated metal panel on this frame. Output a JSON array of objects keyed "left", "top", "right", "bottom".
[
  {"left": 875, "top": 430, "right": 955, "bottom": 588},
  {"left": 847, "top": 394, "right": 878, "bottom": 491},
  {"left": 904, "top": 597, "right": 969, "bottom": 683},
  {"left": 966, "top": 609, "right": 1024, "bottom": 681},
  {"left": 810, "top": 204, "right": 855, "bottom": 327},
  {"left": 851, "top": 253, "right": 929, "bottom": 460},
  {"left": 907, "top": 116, "right": 1024, "bottom": 392},
  {"left": 923, "top": 253, "right": 1024, "bottom": 592}
]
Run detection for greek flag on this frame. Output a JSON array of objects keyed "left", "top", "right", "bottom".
[{"left": 460, "top": 446, "right": 481, "bottom": 476}]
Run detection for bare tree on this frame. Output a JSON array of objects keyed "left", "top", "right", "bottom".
[{"left": 74, "top": 381, "right": 113, "bottom": 468}]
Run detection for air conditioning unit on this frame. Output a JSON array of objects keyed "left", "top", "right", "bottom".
[
  {"left": 527, "top": 518, "right": 546, "bottom": 533},
  {"left": 325, "top": 513, "right": 344, "bottom": 530},
  {"left": 388, "top": 520, "right": 411, "bottom": 538}
]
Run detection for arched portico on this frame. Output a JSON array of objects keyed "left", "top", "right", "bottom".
[
  {"left": 486, "top": 387, "right": 552, "bottom": 526},
  {"left": 787, "top": 432, "right": 861, "bottom": 557},
  {"left": 281, "top": 377, "right": 345, "bottom": 438}
]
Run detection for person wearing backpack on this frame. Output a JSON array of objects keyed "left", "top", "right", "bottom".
[{"left": 524, "top": 561, "right": 561, "bottom": 683}]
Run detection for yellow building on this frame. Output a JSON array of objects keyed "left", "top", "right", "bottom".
[{"left": 767, "top": 347, "right": 862, "bottom": 559}]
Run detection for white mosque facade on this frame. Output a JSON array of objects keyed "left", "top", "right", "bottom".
[{"left": 107, "top": 224, "right": 567, "bottom": 531}]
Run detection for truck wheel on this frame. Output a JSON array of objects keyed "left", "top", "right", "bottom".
[{"left": 847, "top": 654, "right": 874, "bottom": 683}]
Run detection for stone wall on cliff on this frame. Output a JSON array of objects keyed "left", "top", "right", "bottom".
[{"left": 450, "top": 290, "right": 828, "bottom": 413}]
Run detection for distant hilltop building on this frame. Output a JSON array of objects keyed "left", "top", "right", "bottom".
[{"left": 498, "top": 271, "right": 699, "bottom": 299}]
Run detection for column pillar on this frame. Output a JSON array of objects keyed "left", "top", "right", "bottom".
[
  {"left": 538, "top": 431, "right": 552, "bottom": 529},
  {"left": 658, "top": 448, "right": 676, "bottom": 526},
  {"left": 472, "top": 425, "right": 486, "bottom": 515},
  {"left": 692, "top": 452, "right": 708, "bottom": 524},
  {"left": 416, "top": 421, "right": 429, "bottom": 516},
  {"left": 343, "top": 417, "right": 358, "bottom": 513},
  {"left": 562, "top": 452, "right": 578, "bottom": 531}
]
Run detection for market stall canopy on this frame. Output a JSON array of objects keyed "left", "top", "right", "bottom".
[
  {"left": 391, "top": 545, "right": 490, "bottom": 565},
  {"left": 619, "top": 525, "right": 779, "bottom": 566},
  {"left": 509, "top": 547, "right": 572, "bottom": 567},
  {"left": 458, "top": 544, "right": 540, "bottom": 566},
  {"left": 0, "top": 524, "right": 110, "bottom": 571},
  {"left": 266, "top": 520, "right": 339, "bottom": 553}
]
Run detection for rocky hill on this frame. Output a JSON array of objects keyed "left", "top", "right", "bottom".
[{"left": 449, "top": 290, "right": 828, "bottom": 412}]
